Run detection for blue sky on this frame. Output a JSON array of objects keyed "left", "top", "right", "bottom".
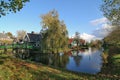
[{"left": 0, "top": 0, "right": 106, "bottom": 40}]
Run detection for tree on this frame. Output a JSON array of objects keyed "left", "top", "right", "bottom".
[
  {"left": 16, "top": 30, "right": 26, "bottom": 41},
  {"left": 74, "top": 32, "right": 80, "bottom": 47},
  {"left": 101, "top": 0, "right": 120, "bottom": 26},
  {"left": 90, "top": 40, "right": 102, "bottom": 48},
  {"left": 6, "top": 32, "right": 13, "bottom": 39},
  {"left": 0, "top": 0, "right": 29, "bottom": 17},
  {"left": 41, "top": 10, "right": 68, "bottom": 53},
  {"left": 104, "top": 29, "right": 120, "bottom": 45},
  {"left": 101, "top": 0, "right": 120, "bottom": 45}
]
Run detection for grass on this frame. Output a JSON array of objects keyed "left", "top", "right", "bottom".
[
  {"left": 112, "top": 54, "right": 120, "bottom": 64},
  {"left": 0, "top": 54, "right": 88, "bottom": 80},
  {"left": 0, "top": 53, "right": 120, "bottom": 80},
  {"left": 100, "top": 47, "right": 120, "bottom": 78},
  {"left": 0, "top": 45, "right": 120, "bottom": 80},
  {"left": 0, "top": 49, "right": 12, "bottom": 54}
]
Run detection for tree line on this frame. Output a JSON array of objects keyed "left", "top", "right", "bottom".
[
  {"left": 1, "top": 0, "right": 120, "bottom": 51},
  {"left": 101, "top": 0, "right": 120, "bottom": 47}
]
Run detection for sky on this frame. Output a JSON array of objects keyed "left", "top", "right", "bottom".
[{"left": 0, "top": 0, "right": 111, "bottom": 41}]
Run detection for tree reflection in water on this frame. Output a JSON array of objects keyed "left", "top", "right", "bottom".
[
  {"left": 71, "top": 50, "right": 82, "bottom": 67},
  {"left": 15, "top": 48, "right": 103, "bottom": 74}
]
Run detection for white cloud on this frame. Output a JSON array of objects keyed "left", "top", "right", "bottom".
[
  {"left": 70, "top": 17, "right": 113, "bottom": 42},
  {"left": 101, "top": 23, "right": 113, "bottom": 29},
  {"left": 80, "top": 33, "right": 95, "bottom": 42},
  {"left": 92, "top": 23, "right": 113, "bottom": 39},
  {"left": 90, "top": 17, "right": 108, "bottom": 26},
  {"left": 90, "top": 17, "right": 114, "bottom": 39},
  {"left": 70, "top": 33, "right": 96, "bottom": 42}
]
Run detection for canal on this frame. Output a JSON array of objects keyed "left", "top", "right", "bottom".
[{"left": 30, "top": 48, "right": 103, "bottom": 74}]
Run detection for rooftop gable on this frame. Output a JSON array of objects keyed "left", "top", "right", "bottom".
[{"left": 26, "top": 33, "right": 42, "bottom": 42}]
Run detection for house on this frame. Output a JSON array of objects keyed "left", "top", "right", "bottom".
[
  {"left": 79, "top": 39, "right": 86, "bottom": 45},
  {"left": 68, "top": 38, "right": 86, "bottom": 48},
  {"left": 23, "top": 32, "right": 42, "bottom": 48},
  {"left": 0, "top": 32, "right": 13, "bottom": 44}
]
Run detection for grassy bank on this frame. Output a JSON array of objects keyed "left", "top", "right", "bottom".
[
  {"left": 0, "top": 53, "right": 119, "bottom": 80},
  {"left": 100, "top": 46, "right": 120, "bottom": 79},
  {"left": 0, "top": 49, "right": 12, "bottom": 53}
]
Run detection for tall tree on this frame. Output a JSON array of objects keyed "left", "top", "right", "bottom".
[
  {"left": 101, "top": 0, "right": 120, "bottom": 26},
  {"left": 41, "top": 10, "right": 68, "bottom": 53},
  {"left": 16, "top": 30, "right": 26, "bottom": 41},
  {"left": 0, "top": 0, "right": 29, "bottom": 17},
  {"left": 74, "top": 32, "right": 80, "bottom": 47},
  {"left": 101, "top": 0, "right": 120, "bottom": 45},
  {"left": 104, "top": 29, "right": 120, "bottom": 45}
]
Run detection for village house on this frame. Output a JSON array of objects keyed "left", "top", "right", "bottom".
[
  {"left": 23, "top": 32, "right": 42, "bottom": 48},
  {"left": 68, "top": 38, "right": 86, "bottom": 48}
]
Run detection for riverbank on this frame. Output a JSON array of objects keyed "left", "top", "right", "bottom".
[
  {"left": 100, "top": 46, "right": 120, "bottom": 78},
  {"left": 0, "top": 53, "right": 119, "bottom": 80}
]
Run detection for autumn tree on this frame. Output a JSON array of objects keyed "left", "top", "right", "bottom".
[
  {"left": 101, "top": 0, "right": 120, "bottom": 26},
  {"left": 104, "top": 29, "right": 120, "bottom": 45},
  {"left": 101, "top": 0, "right": 120, "bottom": 45},
  {"left": 16, "top": 30, "right": 26, "bottom": 41},
  {"left": 6, "top": 32, "right": 13, "bottom": 39},
  {"left": 0, "top": 0, "right": 29, "bottom": 17},
  {"left": 41, "top": 10, "right": 68, "bottom": 53}
]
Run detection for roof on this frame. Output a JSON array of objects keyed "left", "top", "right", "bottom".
[
  {"left": 68, "top": 38, "right": 85, "bottom": 44},
  {"left": 26, "top": 33, "right": 42, "bottom": 42},
  {"left": 68, "top": 38, "right": 73, "bottom": 44},
  {"left": 80, "top": 39, "right": 85, "bottom": 44}
]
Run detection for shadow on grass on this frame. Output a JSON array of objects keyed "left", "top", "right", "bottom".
[
  {"left": 0, "top": 56, "right": 10, "bottom": 60},
  {"left": 0, "top": 54, "right": 11, "bottom": 65},
  {"left": 100, "top": 46, "right": 120, "bottom": 79},
  {"left": 0, "top": 60, "right": 4, "bottom": 65},
  {"left": 114, "top": 57, "right": 120, "bottom": 60},
  {"left": 29, "top": 70, "right": 66, "bottom": 80}
]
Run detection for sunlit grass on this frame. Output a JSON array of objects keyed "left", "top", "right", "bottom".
[
  {"left": 0, "top": 53, "right": 119, "bottom": 80},
  {"left": 0, "top": 49, "right": 12, "bottom": 54},
  {"left": 112, "top": 54, "right": 120, "bottom": 65},
  {"left": 0, "top": 54, "right": 86, "bottom": 80}
]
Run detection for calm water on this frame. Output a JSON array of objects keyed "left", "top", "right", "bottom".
[{"left": 33, "top": 48, "right": 103, "bottom": 74}]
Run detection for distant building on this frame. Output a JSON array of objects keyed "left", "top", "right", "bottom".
[
  {"left": 68, "top": 38, "right": 86, "bottom": 48},
  {"left": 0, "top": 32, "right": 13, "bottom": 44}
]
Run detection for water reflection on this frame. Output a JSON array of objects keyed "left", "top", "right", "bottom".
[
  {"left": 15, "top": 48, "right": 103, "bottom": 74},
  {"left": 66, "top": 48, "right": 103, "bottom": 74}
]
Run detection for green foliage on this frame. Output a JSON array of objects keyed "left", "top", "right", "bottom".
[
  {"left": 0, "top": 0, "right": 29, "bottom": 17},
  {"left": 104, "top": 29, "right": 120, "bottom": 45},
  {"left": 101, "top": 0, "right": 120, "bottom": 26},
  {"left": 101, "top": 46, "right": 120, "bottom": 77},
  {"left": 112, "top": 54, "right": 120, "bottom": 64},
  {"left": 41, "top": 10, "right": 69, "bottom": 53},
  {"left": 101, "top": 0, "right": 120, "bottom": 46},
  {"left": 74, "top": 32, "right": 80, "bottom": 47}
]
